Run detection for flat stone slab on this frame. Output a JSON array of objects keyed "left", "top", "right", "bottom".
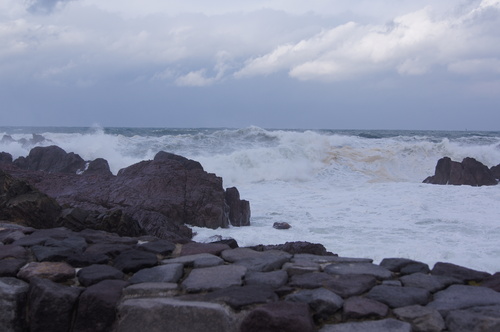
[
  {"left": 31, "top": 245, "right": 77, "bottom": 262},
  {"left": 282, "top": 259, "right": 321, "bottom": 276},
  {"left": 77, "top": 264, "right": 125, "bottom": 287},
  {"left": 323, "top": 274, "right": 377, "bottom": 298},
  {"left": 324, "top": 263, "right": 392, "bottom": 280},
  {"left": 136, "top": 239, "right": 176, "bottom": 255},
  {"left": 393, "top": 305, "right": 445, "bottom": 332},
  {"left": 400, "top": 272, "right": 461, "bottom": 293},
  {"left": 17, "top": 262, "right": 75, "bottom": 282},
  {"left": 320, "top": 318, "right": 412, "bottom": 332},
  {"left": 182, "top": 265, "right": 247, "bottom": 293},
  {"left": 129, "top": 263, "right": 183, "bottom": 284},
  {"left": 201, "top": 285, "right": 278, "bottom": 309},
  {"left": 162, "top": 253, "right": 224, "bottom": 268},
  {"left": 221, "top": 248, "right": 292, "bottom": 272},
  {"left": 118, "top": 298, "right": 241, "bottom": 332},
  {"left": 446, "top": 305, "right": 500, "bottom": 332},
  {"left": 289, "top": 272, "right": 335, "bottom": 289},
  {"left": 427, "top": 284, "right": 500, "bottom": 315},
  {"left": 245, "top": 270, "right": 288, "bottom": 288},
  {"left": 343, "top": 296, "right": 389, "bottom": 320},
  {"left": 122, "top": 282, "right": 179, "bottom": 299},
  {"left": 366, "top": 285, "right": 431, "bottom": 308},
  {"left": 431, "top": 262, "right": 491, "bottom": 282}
]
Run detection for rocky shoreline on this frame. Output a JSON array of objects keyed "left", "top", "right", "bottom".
[{"left": 1, "top": 222, "right": 499, "bottom": 332}]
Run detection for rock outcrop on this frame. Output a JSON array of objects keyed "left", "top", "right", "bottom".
[
  {"left": 423, "top": 157, "right": 498, "bottom": 186},
  {"left": 0, "top": 147, "right": 251, "bottom": 241},
  {"left": 0, "top": 222, "right": 499, "bottom": 332}
]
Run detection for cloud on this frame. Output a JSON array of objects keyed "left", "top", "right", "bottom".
[{"left": 26, "top": 0, "right": 74, "bottom": 15}]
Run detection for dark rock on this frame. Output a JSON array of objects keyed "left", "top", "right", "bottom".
[
  {"left": 343, "top": 296, "right": 389, "bottom": 320},
  {"left": 31, "top": 245, "right": 77, "bottom": 262},
  {"left": 0, "top": 244, "right": 29, "bottom": 260},
  {"left": 324, "top": 262, "right": 393, "bottom": 280},
  {"left": 17, "top": 261, "right": 75, "bottom": 282},
  {"left": 14, "top": 145, "right": 85, "bottom": 174},
  {"left": 289, "top": 272, "right": 335, "bottom": 289},
  {"left": 73, "top": 279, "right": 129, "bottom": 332},
  {"left": 245, "top": 270, "right": 289, "bottom": 288},
  {"left": 0, "top": 258, "right": 28, "bottom": 277},
  {"left": 66, "top": 252, "right": 110, "bottom": 267},
  {"left": 240, "top": 301, "right": 315, "bottom": 332},
  {"left": 431, "top": 261, "right": 491, "bottom": 282},
  {"left": 285, "top": 288, "right": 344, "bottom": 322},
  {"left": 210, "top": 237, "right": 239, "bottom": 249},
  {"left": 427, "top": 284, "right": 500, "bottom": 315},
  {"left": 366, "top": 285, "right": 431, "bottom": 308},
  {"left": 254, "top": 241, "right": 333, "bottom": 255},
  {"left": 202, "top": 285, "right": 278, "bottom": 310},
  {"left": 27, "top": 277, "right": 83, "bottom": 332},
  {"left": 273, "top": 222, "right": 291, "bottom": 229},
  {"left": 225, "top": 187, "right": 250, "bottom": 226},
  {"left": 423, "top": 156, "right": 497, "bottom": 186},
  {"left": 481, "top": 272, "right": 500, "bottom": 292},
  {"left": 323, "top": 274, "right": 377, "bottom": 298},
  {"left": 283, "top": 259, "right": 321, "bottom": 275},
  {"left": 113, "top": 249, "right": 158, "bottom": 273},
  {"left": 0, "top": 277, "right": 29, "bottom": 332},
  {"left": 181, "top": 265, "right": 247, "bottom": 293},
  {"left": 400, "top": 272, "right": 461, "bottom": 292},
  {"left": 393, "top": 305, "right": 445, "bottom": 332},
  {"left": 179, "top": 242, "right": 230, "bottom": 256},
  {"left": 128, "top": 264, "right": 184, "bottom": 284},
  {"left": 82, "top": 158, "right": 112, "bottom": 176},
  {"left": 84, "top": 243, "right": 133, "bottom": 258},
  {"left": 77, "top": 264, "right": 125, "bottom": 287},
  {"left": 0, "top": 152, "right": 13, "bottom": 164},
  {"left": 446, "top": 305, "right": 500, "bottom": 332},
  {"left": 380, "top": 258, "right": 430, "bottom": 274},
  {"left": 491, "top": 164, "right": 500, "bottom": 180},
  {"left": 122, "top": 282, "right": 179, "bottom": 299},
  {"left": 163, "top": 253, "right": 224, "bottom": 268},
  {"left": 77, "top": 228, "right": 138, "bottom": 245},
  {"left": 136, "top": 239, "right": 176, "bottom": 255},
  {"left": 0, "top": 229, "right": 26, "bottom": 244},
  {"left": 320, "top": 318, "right": 412, "bottom": 332},
  {"left": 221, "top": 247, "right": 292, "bottom": 272}
]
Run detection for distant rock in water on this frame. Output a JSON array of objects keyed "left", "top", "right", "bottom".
[
  {"left": 0, "top": 146, "right": 251, "bottom": 241},
  {"left": 491, "top": 164, "right": 500, "bottom": 181},
  {"left": 423, "top": 157, "right": 498, "bottom": 186}
]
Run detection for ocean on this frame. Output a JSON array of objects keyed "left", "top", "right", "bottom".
[{"left": 1, "top": 126, "right": 499, "bottom": 273}]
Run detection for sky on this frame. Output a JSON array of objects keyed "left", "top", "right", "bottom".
[{"left": 1, "top": 0, "right": 500, "bottom": 130}]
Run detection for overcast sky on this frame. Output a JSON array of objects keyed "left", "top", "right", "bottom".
[{"left": 1, "top": 0, "right": 499, "bottom": 130}]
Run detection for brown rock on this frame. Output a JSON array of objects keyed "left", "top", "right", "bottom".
[{"left": 17, "top": 261, "right": 75, "bottom": 282}]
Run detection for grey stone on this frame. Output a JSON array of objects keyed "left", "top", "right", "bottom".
[
  {"left": 0, "top": 245, "right": 29, "bottom": 260},
  {"left": 285, "top": 288, "right": 344, "bottom": 321},
  {"left": 221, "top": 248, "right": 292, "bottom": 272},
  {"left": 382, "top": 280, "right": 402, "bottom": 286},
  {"left": 323, "top": 274, "right": 377, "bottom": 298},
  {"left": 122, "top": 282, "right": 179, "bottom": 299},
  {"left": 180, "top": 242, "right": 230, "bottom": 256},
  {"left": 292, "top": 254, "right": 372, "bottom": 265},
  {"left": 400, "top": 272, "right": 461, "bottom": 292},
  {"left": 129, "top": 263, "right": 183, "bottom": 284},
  {"left": 0, "top": 277, "right": 29, "bottom": 332},
  {"left": 240, "top": 301, "right": 314, "bottom": 332},
  {"left": 17, "top": 261, "right": 75, "bottom": 282},
  {"left": 202, "top": 285, "right": 278, "bottom": 309},
  {"left": 446, "top": 305, "right": 500, "bottom": 332},
  {"left": 182, "top": 264, "right": 247, "bottom": 293},
  {"left": 113, "top": 249, "right": 158, "bottom": 273},
  {"left": 162, "top": 253, "right": 224, "bottom": 268},
  {"left": 324, "top": 262, "right": 393, "bottom": 280},
  {"left": 289, "top": 272, "right": 336, "bottom": 289},
  {"left": 481, "top": 272, "right": 500, "bottom": 292},
  {"left": 245, "top": 270, "right": 288, "bottom": 288},
  {"left": 366, "top": 285, "right": 431, "bottom": 308},
  {"left": 136, "top": 239, "right": 176, "bottom": 255},
  {"left": 117, "top": 298, "right": 242, "bottom": 332},
  {"left": 282, "top": 259, "right": 321, "bottom": 275},
  {"left": 66, "top": 252, "right": 109, "bottom": 267},
  {"left": 84, "top": 243, "right": 133, "bottom": 258},
  {"left": 0, "top": 258, "right": 27, "bottom": 277},
  {"left": 0, "top": 230, "right": 25, "bottom": 244},
  {"left": 393, "top": 305, "right": 445, "bottom": 332},
  {"left": 380, "top": 258, "right": 429, "bottom": 274},
  {"left": 27, "top": 278, "right": 83, "bottom": 332},
  {"left": 77, "top": 264, "right": 125, "bottom": 287},
  {"left": 31, "top": 245, "right": 77, "bottom": 262},
  {"left": 320, "top": 318, "right": 412, "bottom": 332},
  {"left": 44, "top": 236, "right": 88, "bottom": 252},
  {"left": 427, "top": 284, "right": 500, "bottom": 315},
  {"left": 431, "top": 262, "right": 491, "bottom": 282},
  {"left": 343, "top": 296, "right": 389, "bottom": 320}
]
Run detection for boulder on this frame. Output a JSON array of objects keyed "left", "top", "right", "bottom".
[
  {"left": 343, "top": 296, "right": 389, "bottom": 320},
  {"left": 446, "top": 305, "right": 500, "bottom": 332},
  {"left": 394, "top": 305, "right": 445, "bottom": 332},
  {"left": 162, "top": 253, "right": 224, "bottom": 268},
  {"left": 285, "top": 288, "right": 344, "bottom": 322},
  {"left": 427, "top": 284, "right": 500, "bottom": 315},
  {"left": 0, "top": 277, "right": 29, "bottom": 332},
  {"left": 324, "top": 262, "right": 393, "bottom": 280},
  {"left": 77, "top": 264, "right": 125, "bottom": 287},
  {"left": 128, "top": 264, "right": 184, "bottom": 284},
  {"left": 82, "top": 158, "right": 112, "bottom": 176},
  {"left": 366, "top": 285, "right": 431, "bottom": 308},
  {"left": 400, "top": 272, "right": 461, "bottom": 293},
  {"left": 112, "top": 249, "right": 158, "bottom": 273},
  {"left": 273, "top": 222, "right": 291, "bottom": 229},
  {"left": 323, "top": 274, "right": 377, "bottom": 298},
  {"left": 14, "top": 145, "right": 85, "bottom": 174},
  {"left": 245, "top": 270, "right": 289, "bottom": 288},
  {"left": 17, "top": 261, "right": 75, "bottom": 282},
  {"left": 253, "top": 241, "right": 333, "bottom": 255},
  {"left": 0, "top": 152, "right": 13, "bottom": 164},
  {"left": 225, "top": 187, "right": 251, "bottom": 226},
  {"left": 431, "top": 261, "right": 491, "bottom": 282},
  {"left": 320, "top": 318, "right": 412, "bottom": 332},
  {"left": 423, "top": 157, "right": 497, "bottom": 186},
  {"left": 181, "top": 265, "right": 247, "bottom": 293}
]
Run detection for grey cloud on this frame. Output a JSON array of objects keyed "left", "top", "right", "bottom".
[{"left": 27, "top": 0, "right": 73, "bottom": 15}]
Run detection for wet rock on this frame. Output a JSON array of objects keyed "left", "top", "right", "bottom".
[
  {"left": 423, "top": 156, "right": 497, "bottom": 186},
  {"left": 285, "top": 288, "right": 344, "bottom": 322},
  {"left": 17, "top": 261, "right": 75, "bottom": 282},
  {"left": 431, "top": 262, "right": 491, "bottom": 282},
  {"left": 31, "top": 245, "right": 77, "bottom": 262},
  {"left": 427, "top": 284, "right": 500, "bottom": 315},
  {"left": 366, "top": 285, "right": 431, "bottom": 308},
  {"left": 27, "top": 277, "right": 83, "bottom": 332},
  {"left": 400, "top": 272, "right": 461, "bottom": 292},
  {"left": 0, "top": 151, "right": 13, "bottom": 164},
  {"left": 129, "top": 264, "right": 183, "bottom": 284},
  {"left": 343, "top": 296, "right": 389, "bottom": 320},
  {"left": 118, "top": 298, "right": 241, "bottom": 332},
  {"left": 393, "top": 304, "right": 445, "bottom": 332},
  {"left": 245, "top": 269, "right": 288, "bottom": 288},
  {"left": 320, "top": 318, "right": 412, "bottom": 332},
  {"left": 324, "top": 262, "right": 393, "bottom": 280},
  {"left": 77, "top": 264, "right": 125, "bottom": 287},
  {"left": 446, "top": 305, "right": 500, "bottom": 332},
  {"left": 14, "top": 145, "right": 85, "bottom": 174},
  {"left": 491, "top": 164, "right": 500, "bottom": 180},
  {"left": 113, "top": 249, "right": 158, "bottom": 273},
  {"left": 84, "top": 243, "right": 132, "bottom": 259},
  {"left": 256, "top": 241, "right": 334, "bottom": 255},
  {"left": 66, "top": 252, "right": 109, "bottom": 267},
  {"left": 82, "top": 158, "right": 112, "bottom": 176},
  {"left": 73, "top": 279, "right": 129, "bottom": 332},
  {"left": 240, "top": 301, "right": 315, "bottom": 332},
  {"left": 225, "top": 186, "right": 251, "bottom": 226},
  {"left": 182, "top": 265, "right": 247, "bottom": 293},
  {"left": 0, "top": 277, "right": 29, "bottom": 332}
]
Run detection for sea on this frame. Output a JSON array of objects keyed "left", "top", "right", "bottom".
[{"left": 1, "top": 126, "right": 499, "bottom": 273}]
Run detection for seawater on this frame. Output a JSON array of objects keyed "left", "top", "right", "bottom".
[{"left": 1, "top": 126, "right": 500, "bottom": 273}]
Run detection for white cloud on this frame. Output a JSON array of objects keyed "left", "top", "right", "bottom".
[{"left": 448, "top": 58, "right": 500, "bottom": 75}]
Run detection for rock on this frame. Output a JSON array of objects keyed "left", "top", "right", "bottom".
[
  {"left": 292, "top": 254, "right": 370, "bottom": 264},
  {"left": 491, "top": 164, "right": 500, "bottom": 180},
  {"left": 0, "top": 151, "right": 13, "bottom": 164},
  {"left": 285, "top": 288, "right": 344, "bottom": 322},
  {"left": 73, "top": 279, "right": 129, "bottom": 332},
  {"left": 225, "top": 187, "right": 251, "bottom": 226},
  {"left": 323, "top": 274, "right": 377, "bottom": 298},
  {"left": 342, "top": 296, "right": 389, "bottom": 320},
  {"left": 0, "top": 245, "right": 29, "bottom": 260},
  {"left": 17, "top": 261, "right": 75, "bottom": 282},
  {"left": 82, "top": 158, "right": 112, "bottom": 176},
  {"left": 423, "top": 156, "right": 497, "bottom": 186},
  {"left": 240, "top": 301, "right": 315, "bottom": 332},
  {"left": 66, "top": 252, "right": 110, "bottom": 267},
  {"left": 221, "top": 247, "right": 292, "bottom": 272},
  {"left": 118, "top": 298, "right": 241, "bottom": 332},
  {"left": 400, "top": 272, "right": 461, "bottom": 292},
  {"left": 446, "top": 305, "right": 500, "bottom": 332},
  {"left": 427, "top": 284, "right": 500, "bottom": 315},
  {"left": 324, "top": 262, "right": 393, "bottom": 280},
  {"left": 366, "top": 285, "right": 431, "bottom": 308},
  {"left": 393, "top": 305, "right": 445, "bottom": 332},
  {"left": 255, "top": 241, "right": 333, "bottom": 255},
  {"left": 113, "top": 249, "right": 158, "bottom": 273},
  {"left": 27, "top": 277, "right": 83, "bottom": 332},
  {"left": 136, "top": 239, "right": 176, "bottom": 255},
  {"left": 289, "top": 272, "right": 335, "bottom": 289},
  {"left": 77, "top": 264, "right": 125, "bottom": 287},
  {"left": 0, "top": 258, "right": 28, "bottom": 277},
  {"left": 84, "top": 243, "right": 132, "bottom": 258},
  {"left": 431, "top": 261, "right": 491, "bottom": 282},
  {"left": 380, "top": 258, "right": 430, "bottom": 274},
  {"left": 31, "top": 245, "right": 77, "bottom": 262},
  {"left": 128, "top": 264, "right": 184, "bottom": 284},
  {"left": 162, "top": 253, "right": 224, "bottom": 268},
  {"left": 273, "top": 222, "right": 291, "bottom": 229},
  {"left": 14, "top": 145, "right": 86, "bottom": 174},
  {"left": 201, "top": 285, "right": 278, "bottom": 310},
  {"left": 245, "top": 270, "right": 289, "bottom": 288},
  {"left": 122, "top": 282, "right": 179, "bottom": 299},
  {"left": 282, "top": 259, "right": 321, "bottom": 275},
  {"left": 181, "top": 265, "right": 247, "bottom": 293},
  {"left": 0, "top": 277, "right": 29, "bottom": 332},
  {"left": 320, "top": 318, "right": 412, "bottom": 332},
  {"left": 481, "top": 272, "right": 500, "bottom": 292},
  {"left": 179, "top": 242, "right": 230, "bottom": 256}
]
